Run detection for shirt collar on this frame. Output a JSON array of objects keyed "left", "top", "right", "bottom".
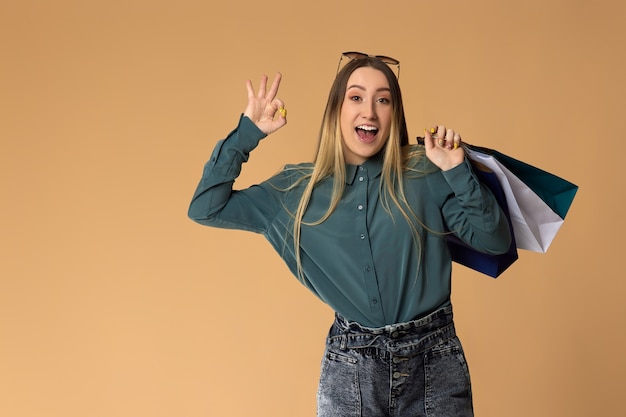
[{"left": 345, "top": 151, "right": 384, "bottom": 184}]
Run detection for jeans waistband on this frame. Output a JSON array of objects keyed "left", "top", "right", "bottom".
[
  {"left": 328, "top": 305, "right": 455, "bottom": 357},
  {"left": 334, "top": 304, "right": 453, "bottom": 336}
]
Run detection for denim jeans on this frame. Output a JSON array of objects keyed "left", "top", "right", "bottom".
[{"left": 317, "top": 305, "right": 473, "bottom": 417}]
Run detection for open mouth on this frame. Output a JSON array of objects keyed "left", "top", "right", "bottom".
[{"left": 355, "top": 125, "right": 378, "bottom": 143}]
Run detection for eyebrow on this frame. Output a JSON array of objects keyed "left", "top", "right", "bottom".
[{"left": 346, "top": 84, "right": 391, "bottom": 93}]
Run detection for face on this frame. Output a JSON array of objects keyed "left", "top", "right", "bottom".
[{"left": 339, "top": 66, "right": 393, "bottom": 165}]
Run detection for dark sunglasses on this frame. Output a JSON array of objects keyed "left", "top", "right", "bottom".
[{"left": 336, "top": 51, "right": 401, "bottom": 78}]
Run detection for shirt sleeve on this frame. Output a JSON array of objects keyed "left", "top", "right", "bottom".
[
  {"left": 432, "top": 158, "right": 512, "bottom": 255},
  {"left": 187, "top": 115, "right": 283, "bottom": 234}
]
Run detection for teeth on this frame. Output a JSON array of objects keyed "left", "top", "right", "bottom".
[{"left": 357, "top": 125, "right": 378, "bottom": 131}]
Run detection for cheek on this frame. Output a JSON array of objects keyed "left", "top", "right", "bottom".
[
  {"left": 381, "top": 113, "right": 393, "bottom": 135},
  {"left": 339, "top": 120, "right": 350, "bottom": 140},
  {"left": 339, "top": 110, "right": 353, "bottom": 135}
]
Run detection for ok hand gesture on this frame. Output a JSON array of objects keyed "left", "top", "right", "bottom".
[{"left": 244, "top": 73, "right": 287, "bottom": 135}]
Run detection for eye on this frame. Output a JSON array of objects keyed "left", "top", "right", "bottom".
[
  {"left": 349, "top": 95, "right": 362, "bottom": 102},
  {"left": 377, "top": 97, "right": 391, "bottom": 104}
]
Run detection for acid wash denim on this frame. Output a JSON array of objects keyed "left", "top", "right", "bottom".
[{"left": 317, "top": 305, "right": 473, "bottom": 417}]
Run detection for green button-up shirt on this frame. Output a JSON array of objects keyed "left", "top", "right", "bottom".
[{"left": 189, "top": 115, "right": 511, "bottom": 327}]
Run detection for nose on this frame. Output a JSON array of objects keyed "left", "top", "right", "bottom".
[{"left": 361, "top": 100, "right": 377, "bottom": 120}]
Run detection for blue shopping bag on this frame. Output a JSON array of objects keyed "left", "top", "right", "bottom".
[{"left": 446, "top": 163, "right": 519, "bottom": 278}]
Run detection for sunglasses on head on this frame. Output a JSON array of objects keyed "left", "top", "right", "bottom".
[{"left": 336, "top": 51, "right": 401, "bottom": 78}]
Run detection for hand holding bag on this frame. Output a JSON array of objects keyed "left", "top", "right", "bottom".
[{"left": 416, "top": 136, "right": 579, "bottom": 276}]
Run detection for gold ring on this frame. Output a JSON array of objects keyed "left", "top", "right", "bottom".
[{"left": 278, "top": 107, "right": 287, "bottom": 118}]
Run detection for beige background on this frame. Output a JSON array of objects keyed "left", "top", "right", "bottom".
[{"left": 1, "top": 1, "right": 624, "bottom": 416}]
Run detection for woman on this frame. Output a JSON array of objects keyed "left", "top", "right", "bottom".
[{"left": 188, "top": 54, "right": 511, "bottom": 416}]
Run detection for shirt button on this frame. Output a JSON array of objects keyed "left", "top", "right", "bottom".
[
  {"left": 360, "top": 234, "right": 365, "bottom": 240},
  {"left": 365, "top": 265, "right": 371, "bottom": 271},
  {"left": 371, "top": 298, "right": 378, "bottom": 304},
  {"left": 359, "top": 166, "right": 364, "bottom": 171},
  {"left": 357, "top": 204, "right": 363, "bottom": 210},
  {"left": 358, "top": 176, "right": 364, "bottom": 182}
]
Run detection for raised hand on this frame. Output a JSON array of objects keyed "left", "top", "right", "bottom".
[
  {"left": 243, "top": 73, "right": 287, "bottom": 135},
  {"left": 422, "top": 125, "right": 465, "bottom": 171}
]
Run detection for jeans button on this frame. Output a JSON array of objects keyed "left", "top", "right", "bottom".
[
  {"left": 393, "top": 372, "right": 402, "bottom": 379},
  {"left": 393, "top": 356, "right": 402, "bottom": 364}
]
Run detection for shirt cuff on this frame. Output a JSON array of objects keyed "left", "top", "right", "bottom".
[
  {"left": 237, "top": 114, "right": 267, "bottom": 147},
  {"left": 440, "top": 158, "right": 479, "bottom": 195}
]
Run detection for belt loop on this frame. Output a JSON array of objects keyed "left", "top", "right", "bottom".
[{"left": 340, "top": 332, "right": 348, "bottom": 350}]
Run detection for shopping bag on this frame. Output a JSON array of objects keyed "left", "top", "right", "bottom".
[
  {"left": 464, "top": 145, "right": 578, "bottom": 253},
  {"left": 446, "top": 163, "right": 519, "bottom": 278},
  {"left": 476, "top": 147, "right": 578, "bottom": 219}
]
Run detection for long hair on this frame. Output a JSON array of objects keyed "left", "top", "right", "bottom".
[{"left": 289, "top": 57, "right": 428, "bottom": 281}]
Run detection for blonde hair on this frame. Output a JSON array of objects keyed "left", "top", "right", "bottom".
[{"left": 287, "top": 57, "right": 433, "bottom": 281}]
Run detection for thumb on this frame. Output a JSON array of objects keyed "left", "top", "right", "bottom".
[{"left": 423, "top": 127, "right": 436, "bottom": 151}]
